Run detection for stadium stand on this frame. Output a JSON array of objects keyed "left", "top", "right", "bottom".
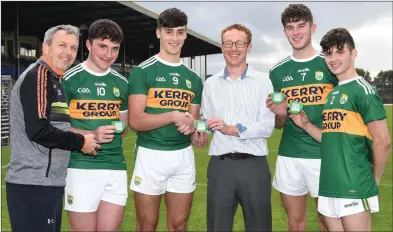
[
  {"left": 1, "top": 76, "right": 12, "bottom": 146},
  {"left": 1, "top": 1, "right": 222, "bottom": 147}
]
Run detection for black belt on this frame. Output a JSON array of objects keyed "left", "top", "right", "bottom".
[{"left": 219, "top": 152, "right": 256, "bottom": 160}]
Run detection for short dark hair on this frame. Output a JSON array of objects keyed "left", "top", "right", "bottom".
[
  {"left": 157, "top": 8, "right": 188, "bottom": 29},
  {"left": 281, "top": 4, "right": 313, "bottom": 27},
  {"left": 88, "top": 19, "right": 123, "bottom": 44},
  {"left": 320, "top": 28, "right": 356, "bottom": 54}
]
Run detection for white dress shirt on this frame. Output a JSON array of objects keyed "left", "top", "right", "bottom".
[{"left": 202, "top": 65, "right": 275, "bottom": 156}]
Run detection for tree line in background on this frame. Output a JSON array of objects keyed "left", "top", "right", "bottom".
[
  {"left": 356, "top": 68, "right": 393, "bottom": 85},
  {"left": 206, "top": 69, "right": 392, "bottom": 85}
]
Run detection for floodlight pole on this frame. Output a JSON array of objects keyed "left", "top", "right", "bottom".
[
  {"left": 199, "top": 56, "right": 202, "bottom": 78},
  {"left": 204, "top": 55, "right": 207, "bottom": 82}
]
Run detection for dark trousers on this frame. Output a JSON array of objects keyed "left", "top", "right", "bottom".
[
  {"left": 6, "top": 182, "right": 64, "bottom": 232},
  {"left": 207, "top": 155, "right": 272, "bottom": 232}
]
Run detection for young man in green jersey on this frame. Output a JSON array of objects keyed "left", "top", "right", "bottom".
[
  {"left": 266, "top": 4, "right": 338, "bottom": 231},
  {"left": 289, "top": 28, "right": 391, "bottom": 231},
  {"left": 61, "top": 19, "right": 129, "bottom": 231},
  {"left": 128, "top": 8, "right": 207, "bottom": 231}
]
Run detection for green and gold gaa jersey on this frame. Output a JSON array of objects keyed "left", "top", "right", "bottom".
[
  {"left": 128, "top": 55, "right": 202, "bottom": 151},
  {"left": 319, "top": 76, "right": 386, "bottom": 199},
  {"left": 62, "top": 63, "right": 128, "bottom": 170},
  {"left": 269, "top": 52, "right": 338, "bottom": 159}
]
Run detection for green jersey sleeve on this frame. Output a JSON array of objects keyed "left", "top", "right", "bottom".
[
  {"left": 128, "top": 67, "right": 149, "bottom": 95},
  {"left": 269, "top": 69, "right": 281, "bottom": 92},
  {"left": 120, "top": 85, "right": 128, "bottom": 111},
  {"left": 357, "top": 91, "right": 387, "bottom": 124},
  {"left": 192, "top": 74, "right": 203, "bottom": 105}
]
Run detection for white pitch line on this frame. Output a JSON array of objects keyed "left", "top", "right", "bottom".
[{"left": 380, "top": 183, "right": 393, "bottom": 187}]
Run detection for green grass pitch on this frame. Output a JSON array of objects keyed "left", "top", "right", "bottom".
[{"left": 1, "top": 106, "right": 392, "bottom": 231}]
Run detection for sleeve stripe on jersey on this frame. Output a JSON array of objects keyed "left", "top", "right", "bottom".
[
  {"left": 270, "top": 56, "right": 291, "bottom": 72},
  {"left": 358, "top": 78, "right": 375, "bottom": 94},
  {"left": 63, "top": 63, "right": 82, "bottom": 78},
  {"left": 138, "top": 56, "right": 156, "bottom": 67},
  {"left": 109, "top": 69, "right": 128, "bottom": 83},
  {"left": 63, "top": 65, "right": 84, "bottom": 81},
  {"left": 356, "top": 78, "right": 373, "bottom": 95},
  {"left": 37, "top": 65, "right": 48, "bottom": 119},
  {"left": 361, "top": 78, "right": 375, "bottom": 93},
  {"left": 359, "top": 78, "right": 374, "bottom": 94},
  {"left": 356, "top": 79, "right": 369, "bottom": 95},
  {"left": 141, "top": 59, "right": 158, "bottom": 69},
  {"left": 139, "top": 57, "right": 157, "bottom": 68}
]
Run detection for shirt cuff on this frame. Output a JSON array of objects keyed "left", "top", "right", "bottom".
[
  {"left": 236, "top": 123, "right": 247, "bottom": 134},
  {"left": 72, "top": 133, "right": 85, "bottom": 151}
]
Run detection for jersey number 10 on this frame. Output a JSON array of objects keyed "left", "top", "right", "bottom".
[{"left": 97, "top": 87, "right": 106, "bottom": 96}]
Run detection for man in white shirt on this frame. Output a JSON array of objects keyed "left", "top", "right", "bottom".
[{"left": 202, "top": 23, "right": 275, "bottom": 232}]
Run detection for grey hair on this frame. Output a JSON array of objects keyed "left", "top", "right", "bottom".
[{"left": 43, "top": 25, "right": 80, "bottom": 45}]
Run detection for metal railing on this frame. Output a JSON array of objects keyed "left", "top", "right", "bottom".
[{"left": 1, "top": 75, "right": 13, "bottom": 147}]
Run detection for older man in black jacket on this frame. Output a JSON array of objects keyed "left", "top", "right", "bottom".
[{"left": 5, "top": 25, "right": 100, "bottom": 232}]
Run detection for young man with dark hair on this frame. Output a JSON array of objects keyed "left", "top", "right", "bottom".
[
  {"left": 290, "top": 27, "right": 391, "bottom": 231},
  {"left": 266, "top": 3, "right": 337, "bottom": 231},
  {"left": 61, "top": 19, "right": 129, "bottom": 231},
  {"left": 6, "top": 24, "right": 100, "bottom": 232},
  {"left": 128, "top": 7, "right": 206, "bottom": 232}
]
